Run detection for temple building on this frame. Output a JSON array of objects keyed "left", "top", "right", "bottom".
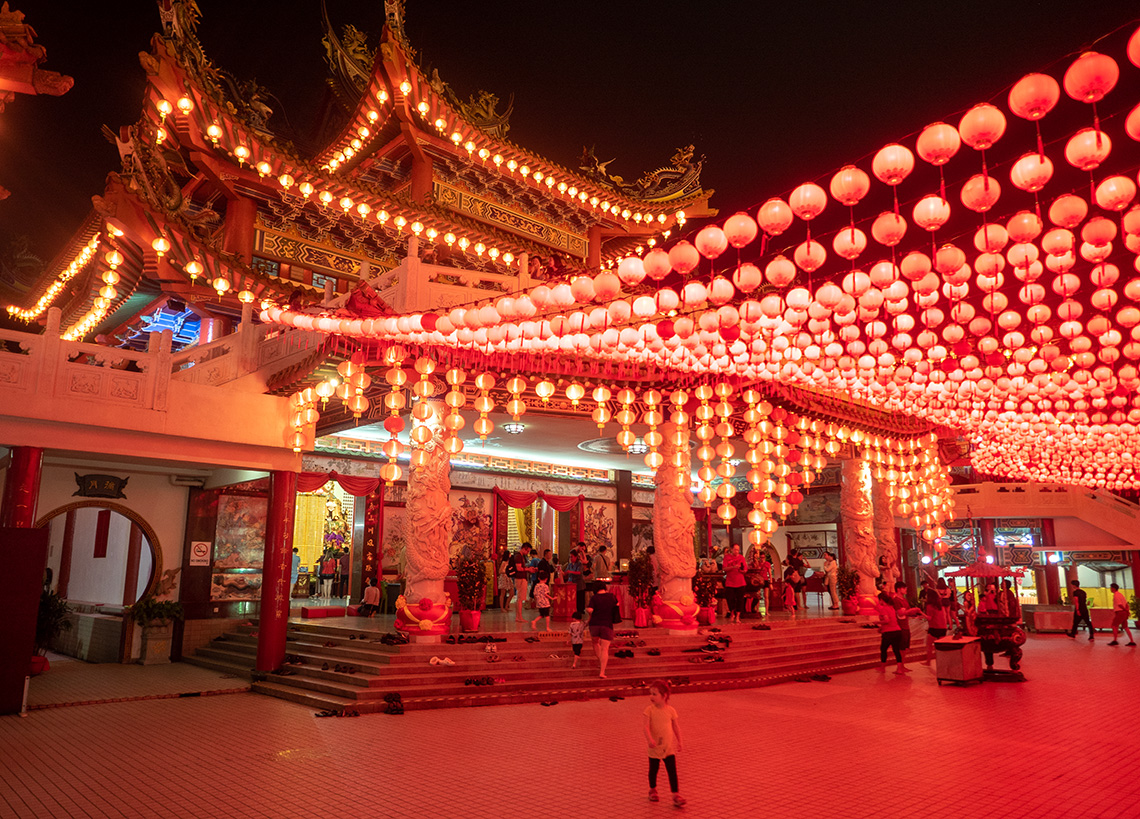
[{"left": 2, "top": 2, "right": 1139, "bottom": 713}]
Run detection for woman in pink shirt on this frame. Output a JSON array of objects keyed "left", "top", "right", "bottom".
[{"left": 722, "top": 543, "right": 747, "bottom": 624}]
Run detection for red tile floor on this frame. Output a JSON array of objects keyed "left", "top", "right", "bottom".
[{"left": 2, "top": 632, "right": 1138, "bottom": 818}]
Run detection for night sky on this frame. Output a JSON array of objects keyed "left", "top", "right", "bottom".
[{"left": 2, "top": 1, "right": 1137, "bottom": 266}]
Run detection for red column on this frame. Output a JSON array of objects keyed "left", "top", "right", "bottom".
[
  {"left": 1040, "top": 518, "right": 1062, "bottom": 604},
  {"left": 980, "top": 518, "right": 996, "bottom": 561},
  {"left": 257, "top": 471, "right": 296, "bottom": 672},
  {"left": 56, "top": 509, "right": 76, "bottom": 598},
  {"left": 122, "top": 522, "right": 143, "bottom": 605},
  {"left": 0, "top": 446, "right": 44, "bottom": 528}
]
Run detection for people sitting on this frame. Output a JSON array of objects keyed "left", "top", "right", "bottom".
[{"left": 358, "top": 577, "right": 381, "bottom": 617}]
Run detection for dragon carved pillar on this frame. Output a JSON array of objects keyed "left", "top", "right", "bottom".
[
  {"left": 872, "top": 478, "right": 899, "bottom": 595},
  {"left": 841, "top": 459, "right": 879, "bottom": 609},
  {"left": 651, "top": 423, "right": 700, "bottom": 632},
  {"left": 395, "top": 424, "right": 453, "bottom": 640}
]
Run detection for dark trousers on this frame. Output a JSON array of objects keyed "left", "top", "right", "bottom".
[
  {"left": 1070, "top": 610, "right": 1094, "bottom": 638},
  {"left": 725, "top": 585, "right": 745, "bottom": 615},
  {"left": 576, "top": 588, "right": 587, "bottom": 616},
  {"left": 880, "top": 630, "right": 904, "bottom": 663},
  {"left": 649, "top": 755, "right": 679, "bottom": 792}
]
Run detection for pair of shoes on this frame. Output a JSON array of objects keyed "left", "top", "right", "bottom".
[
  {"left": 337, "top": 708, "right": 360, "bottom": 718},
  {"left": 384, "top": 703, "right": 404, "bottom": 715},
  {"left": 524, "top": 636, "right": 540, "bottom": 643},
  {"left": 647, "top": 648, "right": 661, "bottom": 656},
  {"left": 699, "top": 644, "right": 723, "bottom": 654},
  {"left": 1128, "top": 642, "right": 1138, "bottom": 646},
  {"left": 445, "top": 635, "right": 456, "bottom": 644},
  {"left": 321, "top": 662, "right": 330, "bottom": 671},
  {"left": 548, "top": 653, "right": 565, "bottom": 660},
  {"left": 270, "top": 667, "right": 296, "bottom": 676},
  {"left": 1109, "top": 640, "right": 1119, "bottom": 646},
  {"left": 322, "top": 641, "right": 337, "bottom": 647},
  {"left": 752, "top": 624, "right": 771, "bottom": 630},
  {"left": 828, "top": 606, "right": 840, "bottom": 610},
  {"left": 810, "top": 674, "right": 831, "bottom": 682},
  {"left": 648, "top": 789, "right": 659, "bottom": 802},
  {"left": 540, "top": 701, "right": 558, "bottom": 707},
  {"left": 315, "top": 709, "right": 338, "bottom": 718},
  {"left": 673, "top": 794, "right": 686, "bottom": 807},
  {"left": 486, "top": 654, "right": 501, "bottom": 663},
  {"left": 614, "top": 649, "right": 634, "bottom": 658},
  {"left": 609, "top": 696, "right": 625, "bottom": 702}
]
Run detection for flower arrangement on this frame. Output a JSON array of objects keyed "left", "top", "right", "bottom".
[
  {"left": 627, "top": 550, "right": 654, "bottom": 608},
  {"left": 127, "top": 596, "right": 184, "bottom": 626},
  {"left": 324, "top": 531, "right": 346, "bottom": 547},
  {"left": 692, "top": 573, "right": 719, "bottom": 608},
  {"left": 455, "top": 552, "right": 487, "bottom": 610},
  {"left": 837, "top": 565, "right": 859, "bottom": 600}
]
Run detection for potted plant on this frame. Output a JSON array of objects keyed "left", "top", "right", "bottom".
[
  {"left": 627, "top": 550, "right": 654, "bottom": 628},
  {"left": 837, "top": 565, "right": 860, "bottom": 615},
  {"left": 693, "top": 571, "right": 719, "bottom": 625},
  {"left": 127, "top": 596, "right": 184, "bottom": 665},
  {"left": 33, "top": 590, "right": 72, "bottom": 675},
  {"left": 455, "top": 552, "right": 487, "bottom": 632},
  {"left": 1130, "top": 594, "right": 1139, "bottom": 629}
]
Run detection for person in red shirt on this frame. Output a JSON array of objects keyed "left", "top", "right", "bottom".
[{"left": 722, "top": 543, "right": 747, "bottom": 624}]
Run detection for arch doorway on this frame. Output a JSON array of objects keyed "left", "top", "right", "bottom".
[{"left": 37, "top": 502, "right": 163, "bottom": 606}]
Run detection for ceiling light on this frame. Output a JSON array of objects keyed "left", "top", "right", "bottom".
[
  {"left": 628, "top": 438, "right": 649, "bottom": 455},
  {"left": 503, "top": 422, "right": 525, "bottom": 435}
]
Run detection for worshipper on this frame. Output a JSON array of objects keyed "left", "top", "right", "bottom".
[
  {"left": 823, "top": 551, "right": 839, "bottom": 610},
  {"left": 721, "top": 543, "right": 747, "bottom": 624},
  {"left": 358, "top": 577, "right": 381, "bottom": 617}
]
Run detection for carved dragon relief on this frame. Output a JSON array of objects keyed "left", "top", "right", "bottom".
[{"left": 579, "top": 143, "right": 706, "bottom": 202}]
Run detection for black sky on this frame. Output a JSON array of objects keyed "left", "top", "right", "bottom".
[{"left": 2, "top": 1, "right": 1137, "bottom": 264}]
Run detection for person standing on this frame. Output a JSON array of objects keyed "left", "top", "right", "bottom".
[
  {"left": 591, "top": 544, "right": 613, "bottom": 584},
  {"left": 586, "top": 581, "right": 620, "bottom": 679},
  {"left": 875, "top": 592, "right": 911, "bottom": 674},
  {"left": 512, "top": 543, "right": 533, "bottom": 622},
  {"left": 569, "top": 611, "right": 585, "bottom": 668},
  {"left": 823, "top": 551, "right": 839, "bottom": 610},
  {"left": 318, "top": 548, "right": 337, "bottom": 601},
  {"left": 747, "top": 547, "right": 771, "bottom": 617},
  {"left": 1108, "top": 583, "right": 1136, "bottom": 646},
  {"left": 922, "top": 579, "right": 948, "bottom": 664},
  {"left": 785, "top": 547, "right": 808, "bottom": 610},
  {"left": 643, "top": 679, "right": 685, "bottom": 807},
  {"left": 783, "top": 567, "right": 799, "bottom": 620},
  {"left": 497, "top": 548, "right": 513, "bottom": 611},
  {"left": 999, "top": 579, "right": 1020, "bottom": 621},
  {"left": 1067, "top": 579, "right": 1095, "bottom": 641},
  {"left": 722, "top": 543, "right": 747, "bottom": 624},
  {"left": 566, "top": 548, "right": 589, "bottom": 615},
  {"left": 290, "top": 547, "right": 301, "bottom": 597}
]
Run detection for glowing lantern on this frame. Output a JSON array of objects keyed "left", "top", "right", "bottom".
[
  {"left": 913, "top": 196, "right": 950, "bottom": 231},
  {"left": 789, "top": 183, "right": 827, "bottom": 220},
  {"left": 793, "top": 240, "right": 826, "bottom": 273},
  {"left": 535, "top": 379, "right": 555, "bottom": 402},
  {"left": 668, "top": 241, "right": 700, "bottom": 275},
  {"left": 958, "top": 103, "right": 1006, "bottom": 150},
  {"left": 616, "top": 256, "right": 646, "bottom": 286},
  {"left": 1063, "top": 52, "right": 1119, "bottom": 103},
  {"left": 1008, "top": 73, "right": 1060, "bottom": 120},
  {"left": 871, "top": 143, "right": 914, "bottom": 186},
  {"left": 765, "top": 256, "right": 796, "bottom": 287},
  {"left": 1065, "top": 129, "right": 1111, "bottom": 171},
  {"left": 916, "top": 122, "right": 960, "bottom": 165},
  {"left": 1007, "top": 211, "right": 1043, "bottom": 243},
  {"left": 757, "top": 198, "right": 793, "bottom": 235},
  {"left": 1009, "top": 153, "right": 1053, "bottom": 192},
  {"left": 1127, "top": 104, "right": 1140, "bottom": 142},
  {"left": 961, "top": 174, "right": 1001, "bottom": 213},
  {"left": 566, "top": 382, "right": 585, "bottom": 406},
  {"left": 829, "top": 165, "right": 871, "bottom": 205},
  {"left": 833, "top": 227, "right": 867, "bottom": 259},
  {"left": 695, "top": 225, "right": 728, "bottom": 259},
  {"left": 1094, "top": 176, "right": 1136, "bottom": 212},
  {"left": 1049, "top": 194, "right": 1088, "bottom": 228},
  {"left": 151, "top": 237, "right": 170, "bottom": 258},
  {"left": 732, "top": 263, "right": 763, "bottom": 293},
  {"left": 712, "top": 212, "right": 756, "bottom": 250},
  {"left": 871, "top": 211, "right": 907, "bottom": 246}
]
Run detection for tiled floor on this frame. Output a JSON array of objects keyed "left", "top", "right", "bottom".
[
  {"left": 3, "top": 634, "right": 1138, "bottom": 818},
  {"left": 25, "top": 653, "right": 248, "bottom": 709}
]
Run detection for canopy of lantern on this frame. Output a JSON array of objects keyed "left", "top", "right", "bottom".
[
  {"left": 945, "top": 561, "right": 1027, "bottom": 578},
  {"left": 267, "top": 31, "right": 1140, "bottom": 495}
]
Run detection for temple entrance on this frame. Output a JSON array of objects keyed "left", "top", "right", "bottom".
[{"left": 39, "top": 502, "right": 160, "bottom": 606}]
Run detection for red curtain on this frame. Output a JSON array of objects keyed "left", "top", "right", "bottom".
[
  {"left": 495, "top": 488, "right": 583, "bottom": 511},
  {"left": 296, "top": 471, "right": 381, "bottom": 497}
]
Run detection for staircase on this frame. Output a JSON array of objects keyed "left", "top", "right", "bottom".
[{"left": 185, "top": 617, "right": 923, "bottom": 713}]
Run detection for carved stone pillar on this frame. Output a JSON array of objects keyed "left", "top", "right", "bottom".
[
  {"left": 872, "top": 478, "right": 899, "bottom": 593},
  {"left": 651, "top": 423, "right": 699, "bottom": 631},
  {"left": 841, "top": 459, "right": 879, "bottom": 605},
  {"left": 395, "top": 431, "right": 453, "bottom": 640}
]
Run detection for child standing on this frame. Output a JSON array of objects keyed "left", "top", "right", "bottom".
[
  {"left": 530, "top": 571, "right": 552, "bottom": 631},
  {"left": 569, "top": 611, "right": 585, "bottom": 668},
  {"left": 643, "top": 679, "right": 685, "bottom": 807},
  {"left": 783, "top": 569, "right": 799, "bottom": 620}
]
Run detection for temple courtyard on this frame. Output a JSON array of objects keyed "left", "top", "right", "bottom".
[{"left": 1, "top": 632, "right": 1136, "bottom": 819}]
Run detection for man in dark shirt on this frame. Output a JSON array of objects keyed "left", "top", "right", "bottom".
[
  {"left": 512, "top": 544, "right": 533, "bottom": 622},
  {"left": 1068, "top": 579, "right": 1095, "bottom": 640}
]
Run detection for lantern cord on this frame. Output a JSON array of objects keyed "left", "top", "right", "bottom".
[
  {"left": 938, "top": 167, "right": 946, "bottom": 203},
  {"left": 892, "top": 187, "right": 900, "bottom": 217},
  {"left": 1035, "top": 122, "right": 1045, "bottom": 161}
]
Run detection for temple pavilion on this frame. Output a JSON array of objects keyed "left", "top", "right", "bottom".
[{"left": 2, "top": 2, "right": 1139, "bottom": 710}]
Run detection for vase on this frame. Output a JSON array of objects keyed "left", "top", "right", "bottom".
[
  {"left": 634, "top": 607, "right": 650, "bottom": 628},
  {"left": 459, "top": 609, "right": 482, "bottom": 632},
  {"left": 29, "top": 654, "right": 49, "bottom": 676},
  {"left": 698, "top": 606, "right": 717, "bottom": 625},
  {"left": 841, "top": 597, "right": 859, "bottom": 616},
  {"left": 139, "top": 622, "right": 173, "bottom": 665}
]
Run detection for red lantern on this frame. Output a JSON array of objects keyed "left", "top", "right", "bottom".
[
  {"left": 1008, "top": 73, "right": 1060, "bottom": 120},
  {"left": 1049, "top": 194, "right": 1088, "bottom": 228},
  {"left": 794, "top": 241, "right": 826, "bottom": 273},
  {"left": 732, "top": 263, "right": 763, "bottom": 293},
  {"left": 1009, "top": 153, "right": 1053, "bottom": 192},
  {"left": 913, "top": 196, "right": 950, "bottom": 231},
  {"left": 757, "top": 198, "right": 793, "bottom": 235},
  {"left": 916, "top": 122, "right": 960, "bottom": 165},
  {"left": 872, "top": 143, "right": 914, "bottom": 185},
  {"left": 643, "top": 248, "right": 672, "bottom": 281},
  {"left": 832, "top": 227, "right": 867, "bottom": 260},
  {"left": 1063, "top": 52, "right": 1119, "bottom": 103},
  {"left": 723, "top": 212, "right": 759, "bottom": 248},
  {"left": 1065, "top": 129, "right": 1111, "bottom": 171},
  {"left": 961, "top": 174, "right": 1001, "bottom": 212},
  {"left": 617, "top": 256, "right": 646, "bottom": 286},
  {"left": 958, "top": 103, "right": 1006, "bottom": 150},
  {"left": 765, "top": 256, "right": 796, "bottom": 287},
  {"left": 829, "top": 165, "right": 871, "bottom": 206},
  {"left": 871, "top": 211, "right": 907, "bottom": 246},
  {"left": 789, "top": 183, "right": 827, "bottom": 220},
  {"left": 668, "top": 241, "right": 700, "bottom": 275},
  {"left": 1007, "top": 211, "right": 1043, "bottom": 243},
  {"left": 1094, "top": 176, "right": 1136, "bottom": 212},
  {"left": 695, "top": 225, "right": 728, "bottom": 260}
]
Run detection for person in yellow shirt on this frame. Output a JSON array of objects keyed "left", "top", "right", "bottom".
[
  {"left": 643, "top": 680, "right": 685, "bottom": 807},
  {"left": 1108, "top": 583, "right": 1136, "bottom": 646}
]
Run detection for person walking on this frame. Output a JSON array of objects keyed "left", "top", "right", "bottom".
[
  {"left": 529, "top": 571, "right": 552, "bottom": 631},
  {"left": 921, "top": 580, "right": 948, "bottom": 664},
  {"left": 875, "top": 591, "right": 919, "bottom": 673},
  {"left": 569, "top": 611, "right": 585, "bottom": 668},
  {"left": 823, "top": 551, "right": 839, "bottom": 610},
  {"left": 1108, "top": 583, "right": 1136, "bottom": 646},
  {"left": 586, "top": 581, "right": 620, "bottom": 679},
  {"left": 783, "top": 567, "right": 800, "bottom": 620},
  {"left": 643, "top": 679, "right": 686, "bottom": 807},
  {"left": 722, "top": 543, "right": 747, "bottom": 624},
  {"left": 1067, "top": 579, "right": 1095, "bottom": 640}
]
